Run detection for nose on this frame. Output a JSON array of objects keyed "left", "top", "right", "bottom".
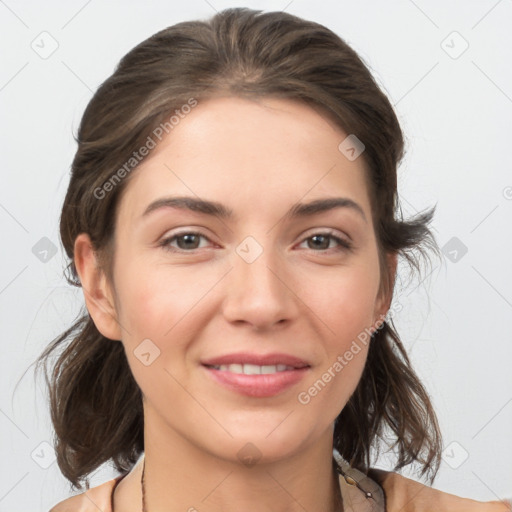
[{"left": 221, "top": 243, "right": 298, "bottom": 330}]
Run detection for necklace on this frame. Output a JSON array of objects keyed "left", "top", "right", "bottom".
[
  {"left": 140, "top": 453, "right": 383, "bottom": 512},
  {"left": 141, "top": 457, "right": 146, "bottom": 512},
  {"left": 140, "top": 459, "right": 339, "bottom": 512}
]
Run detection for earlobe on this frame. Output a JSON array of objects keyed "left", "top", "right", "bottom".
[{"left": 73, "top": 233, "right": 122, "bottom": 341}]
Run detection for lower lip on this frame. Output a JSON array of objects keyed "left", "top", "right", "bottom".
[{"left": 202, "top": 365, "right": 310, "bottom": 397}]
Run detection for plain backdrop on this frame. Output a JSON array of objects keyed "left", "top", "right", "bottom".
[{"left": 1, "top": 1, "right": 511, "bottom": 510}]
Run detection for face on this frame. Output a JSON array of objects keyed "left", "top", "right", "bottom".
[{"left": 82, "top": 96, "right": 394, "bottom": 465}]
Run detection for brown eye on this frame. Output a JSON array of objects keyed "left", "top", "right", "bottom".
[
  {"left": 159, "top": 232, "right": 211, "bottom": 252},
  {"left": 300, "top": 232, "right": 352, "bottom": 252}
]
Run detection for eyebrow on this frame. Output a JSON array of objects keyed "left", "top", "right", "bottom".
[{"left": 141, "top": 195, "right": 367, "bottom": 223}]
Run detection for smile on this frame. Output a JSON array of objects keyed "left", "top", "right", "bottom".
[
  {"left": 202, "top": 364, "right": 310, "bottom": 397},
  {"left": 205, "top": 363, "right": 296, "bottom": 374}
]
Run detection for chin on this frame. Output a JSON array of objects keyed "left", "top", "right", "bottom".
[{"left": 203, "top": 422, "right": 319, "bottom": 467}]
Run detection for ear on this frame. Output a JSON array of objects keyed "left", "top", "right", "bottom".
[
  {"left": 373, "top": 251, "right": 398, "bottom": 328},
  {"left": 73, "top": 233, "right": 123, "bottom": 341}
]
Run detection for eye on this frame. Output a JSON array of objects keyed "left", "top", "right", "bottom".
[
  {"left": 158, "top": 230, "right": 353, "bottom": 253},
  {"left": 298, "top": 231, "right": 353, "bottom": 253},
  {"left": 159, "top": 231, "right": 212, "bottom": 252}
]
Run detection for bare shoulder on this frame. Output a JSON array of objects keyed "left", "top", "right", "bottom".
[
  {"left": 368, "top": 468, "right": 512, "bottom": 512},
  {"left": 48, "top": 477, "right": 119, "bottom": 512},
  {"left": 49, "top": 493, "right": 85, "bottom": 512}
]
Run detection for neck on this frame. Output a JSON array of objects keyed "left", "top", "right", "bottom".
[{"left": 142, "top": 417, "right": 342, "bottom": 512}]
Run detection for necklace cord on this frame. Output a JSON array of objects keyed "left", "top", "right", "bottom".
[{"left": 140, "top": 455, "right": 377, "bottom": 511}]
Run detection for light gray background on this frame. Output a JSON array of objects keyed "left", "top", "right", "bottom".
[{"left": 1, "top": 1, "right": 511, "bottom": 510}]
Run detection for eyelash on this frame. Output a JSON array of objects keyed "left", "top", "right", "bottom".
[{"left": 158, "top": 230, "right": 353, "bottom": 254}]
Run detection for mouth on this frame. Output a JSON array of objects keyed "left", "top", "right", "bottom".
[
  {"left": 204, "top": 363, "right": 305, "bottom": 374},
  {"left": 202, "top": 363, "right": 311, "bottom": 398}
]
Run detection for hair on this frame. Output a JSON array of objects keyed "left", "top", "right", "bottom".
[{"left": 33, "top": 7, "right": 443, "bottom": 491}]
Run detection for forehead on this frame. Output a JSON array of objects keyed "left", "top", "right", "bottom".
[{"left": 118, "top": 96, "right": 372, "bottom": 225}]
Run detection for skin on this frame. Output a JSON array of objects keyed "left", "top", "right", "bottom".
[{"left": 74, "top": 96, "right": 397, "bottom": 512}]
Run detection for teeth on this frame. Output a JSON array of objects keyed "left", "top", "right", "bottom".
[
  {"left": 211, "top": 363, "right": 296, "bottom": 374},
  {"left": 243, "top": 364, "right": 261, "bottom": 375}
]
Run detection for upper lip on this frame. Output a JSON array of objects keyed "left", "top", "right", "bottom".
[{"left": 201, "top": 352, "right": 310, "bottom": 368}]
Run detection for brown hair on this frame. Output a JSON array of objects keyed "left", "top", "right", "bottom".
[{"left": 33, "top": 7, "right": 442, "bottom": 490}]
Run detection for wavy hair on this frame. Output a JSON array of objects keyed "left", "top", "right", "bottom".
[{"left": 33, "top": 7, "right": 442, "bottom": 490}]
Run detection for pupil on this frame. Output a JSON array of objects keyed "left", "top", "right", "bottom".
[
  {"left": 310, "top": 235, "right": 328, "bottom": 250},
  {"left": 179, "top": 234, "right": 198, "bottom": 249}
]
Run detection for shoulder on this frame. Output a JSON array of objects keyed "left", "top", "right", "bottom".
[
  {"left": 368, "top": 468, "right": 512, "bottom": 512},
  {"left": 48, "top": 476, "right": 123, "bottom": 512}
]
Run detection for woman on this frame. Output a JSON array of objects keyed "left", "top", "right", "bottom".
[{"left": 37, "top": 7, "right": 511, "bottom": 512}]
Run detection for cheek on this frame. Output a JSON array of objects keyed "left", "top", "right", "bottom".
[
  {"left": 302, "top": 262, "right": 380, "bottom": 341},
  {"left": 117, "top": 262, "right": 218, "bottom": 368},
  {"left": 116, "top": 259, "right": 184, "bottom": 335},
  {"left": 296, "top": 263, "right": 378, "bottom": 404},
  {"left": 116, "top": 271, "right": 193, "bottom": 391}
]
